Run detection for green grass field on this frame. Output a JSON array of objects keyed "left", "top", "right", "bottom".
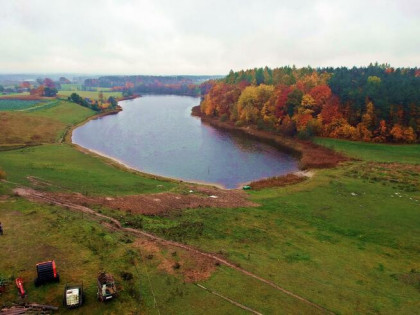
[
  {"left": 0, "top": 110, "right": 419, "bottom": 313},
  {"left": 0, "top": 100, "right": 94, "bottom": 146},
  {"left": 59, "top": 85, "right": 114, "bottom": 92},
  {"left": 58, "top": 90, "right": 122, "bottom": 101},
  {"left": 149, "top": 166, "right": 419, "bottom": 313},
  {"left": 0, "top": 92, "right": 30, "bottom": 98},
  {"left": 0, "top": 144, "right": 174, "bottom": 195},
  {"left": 314, "top": 137, "right": 420, "bottom": 164},
  {"left": 0, "top": 99, "right": 45, "bottom": 111}
]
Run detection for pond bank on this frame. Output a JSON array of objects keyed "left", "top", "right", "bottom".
[{"left": 191, "top": 105, "right": 349, "bottom": 169}]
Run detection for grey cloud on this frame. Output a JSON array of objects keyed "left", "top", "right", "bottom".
[{"left": 0, "top": 0, "right": 418, "bottom": 74}]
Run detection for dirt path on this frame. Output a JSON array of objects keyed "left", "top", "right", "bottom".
[
  {"left": 14, "top": 187, "right": 333, "bottom": 314},
  {"left": 195, "top": 284, "right": 262, "bottom": 315}
]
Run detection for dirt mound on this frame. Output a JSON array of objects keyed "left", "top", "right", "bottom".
[
  {"left": 133, "top": 238, "right": 216, "bottom": 282},
  {"left": 43, "top": 186, "right": 258, "bottom": 216}
]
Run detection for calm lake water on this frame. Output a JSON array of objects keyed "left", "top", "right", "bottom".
[{"left": 72, "top": 95, "right": 298, "bottom": 188}]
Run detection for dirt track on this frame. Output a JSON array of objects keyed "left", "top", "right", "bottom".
[{"left": 14, "top": 187, "right": 332, "bottom": 314}]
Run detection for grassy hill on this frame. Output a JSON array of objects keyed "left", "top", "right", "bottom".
[
  {"left": 0, "top": 100, "right": 94, "bottom": 146},
  {"left": 0, "top": 99, "right": 419, "bottom": 314}
]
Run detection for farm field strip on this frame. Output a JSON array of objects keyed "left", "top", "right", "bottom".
[
  {"left": 0, "top": 99, "right": 45, "bottom": 111},
  {"left": 17, "top": 100, "right": 60, "bottom": 112}
]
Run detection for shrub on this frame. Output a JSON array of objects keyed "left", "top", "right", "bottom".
[
  {"left": 123, "top": 214, "right": 143, "bottom": 229},
  {"left": 235, "top": 120, "right": 244, "bottom": 127},
  {"left": 156, "top": 221, "right": 204, "bottom": 242},
  {"left": 220, "top": 114, "right": 228, "bottom": 122}
]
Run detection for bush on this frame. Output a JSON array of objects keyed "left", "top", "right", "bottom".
[
  {"left": 235, "top": 120, "right": 245, "bottom": 127},
  {"left": 256, "top": 118, "right": 266, "bottom": 130},
  {"left": 123, "top": 214, "right": 143, "bottom": 229},
  {"left": 297, "top": 126, "right": 314, "bottom": 140}
]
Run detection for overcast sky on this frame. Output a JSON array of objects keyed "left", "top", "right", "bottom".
[{"left": 0, "top": 0, "right": 419, "bottom": 75}]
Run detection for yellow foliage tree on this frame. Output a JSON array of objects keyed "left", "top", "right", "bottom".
[
  {"left": 402, "top": 126, "right": 417, "bottom": 143},
  {"left": 201, "top": 94, "right": 216, "bottom": 116},
  {"left": 236, "top": 85, "right": 274, "bottom": 123},
  {"left": 361, "top": 101, "right": 376, "bottom": 130},
  {"left": 390, "top": 124, "right": 404, "bottom": 142},
  {"left": 299, "top": 94, "right": 317, "bottom": 115},
  {"left": 356, "top": 123, "right": 373, "bottom": 142}
]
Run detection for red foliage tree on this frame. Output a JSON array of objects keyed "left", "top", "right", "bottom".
[
  {"left": 320, "top": 96, "right": 342, "bottom": 125},
  {"left": 43, "top": 78, "right": 55, "bottom": 88},
  {"left": 273, "top": 85, "right": 291, "bottom": 119},
  {"left": 309, "top": 85, "right": 332, "bottom": 113}
]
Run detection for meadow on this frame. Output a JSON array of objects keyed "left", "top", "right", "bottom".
[
  {"left": 59, "top": 84, "right": 113, "bottom": 92},
  {"left": 0, "top": 92, "right": 30, "bottom": 98},
  {"left": 314, "top": 137, "right": 420, "bottom": 164},
  {"left": 0, "top": 99, "right": 419, "bottom": 314},
  {"left": 0, "top": 100, "right": 94, "bottom": 146}
]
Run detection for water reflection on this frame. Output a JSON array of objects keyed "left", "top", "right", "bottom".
[{"left": 72, "top": 95, "right": 298, "bottom": 188}]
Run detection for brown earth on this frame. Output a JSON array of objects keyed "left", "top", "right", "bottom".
[
  {"left": 249, "top": 173, "right": 307, "bottom": 190},
  {"left": 41, "top": 186, "right": 258, "bottom": 216},
  {"left": 133, "top": 238, "right": 216, "bottom": 282}
]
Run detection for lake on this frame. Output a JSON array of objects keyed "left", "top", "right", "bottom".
[{"left": 72, "top": 95, "right": 298, "bottom": 188}]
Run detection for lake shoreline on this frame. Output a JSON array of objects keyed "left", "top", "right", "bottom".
[
  {"left": 71, "top": 145, "right": 228, "bottom": 189},
  {"left": 69, "top": 97, "right": 323, "bottom": 190},
  {"left": 191, "top": 105, "right": 349, "bottom": 169},
  {"left": 64, "top": 106, "right": 123, "bottom": 143},
  {"left": 68, "top": 99, "right": 228, "bottom": 189}
]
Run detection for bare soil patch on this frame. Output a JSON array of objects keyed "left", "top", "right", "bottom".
[
  {"left": 298, "top": 140, "right": 349, "bottom": 169},
  {"left": 249, "top": 173, "right": 307, "bottom": 190},
  {"left": 133, "top": 236, "right": 216, "bottom": 282},
  {"left": 41, "top": 186, "right": 258, "bottom": 216}
]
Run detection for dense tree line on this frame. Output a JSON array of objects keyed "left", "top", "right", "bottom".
[
  {"left": 68, "top": 93, "right": 118, "bottom": 112},
  {"left": 84, "top": 75, "right": 221, "bottom": 96},
  {"left": 200, "top": 64, "right": 420, "bottom": 143}
]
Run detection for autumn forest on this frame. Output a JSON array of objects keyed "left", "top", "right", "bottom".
[{"left": 199, "top": 64, "right": 420, "bottom": 143}]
